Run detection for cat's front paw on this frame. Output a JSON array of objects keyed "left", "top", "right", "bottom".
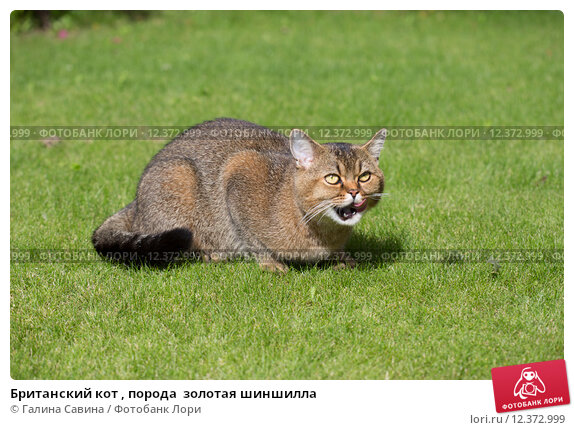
[
  {"left": 259, "top": 260, "right": 289, "bottom": 274},
  {"left": 202, "top": 252, "right": 223, "bottom": 263},
  {"left": 333, "top": 257, "right": 357, "bottom": 270}
]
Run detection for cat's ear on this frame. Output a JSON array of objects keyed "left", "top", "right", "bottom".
[
  {"left": 290, "top": 129, "right": 321, "bottom": 169},
  {"left": 362, "top": 128, "right": 387, "bottom": 161}
]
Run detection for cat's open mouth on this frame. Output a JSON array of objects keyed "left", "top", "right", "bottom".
[{"left": 335, "top": 199, "right": 368, "bottom": 221}]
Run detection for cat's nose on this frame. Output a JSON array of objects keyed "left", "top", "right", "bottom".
[{"left": 348, "top": 189, "right": 359, "bottom": 199}]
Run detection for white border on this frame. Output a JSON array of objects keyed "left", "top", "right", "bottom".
[{"left": 4, "top": 2, "right": 570, "bottom": 428}]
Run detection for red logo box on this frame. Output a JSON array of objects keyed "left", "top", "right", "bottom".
[{"left": 491, "top": 359, "right": 570, "bottom": 413}]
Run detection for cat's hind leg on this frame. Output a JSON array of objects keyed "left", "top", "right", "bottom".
[{"left": 129, "top": 158, "right": 202, "bottom": 262}]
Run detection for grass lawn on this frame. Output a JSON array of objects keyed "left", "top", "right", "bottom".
[{"left": 10, "top": 11, "right": 563, "bottom": 379}]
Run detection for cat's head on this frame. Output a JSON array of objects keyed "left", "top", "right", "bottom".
[{"left": 290, "top": 128, "right": 386, "bottom": 227}]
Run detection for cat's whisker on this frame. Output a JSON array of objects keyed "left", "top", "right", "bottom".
[
  {"left": 301, "top": 201, "right": 335, "bottom": 225},
  {"left": 302, "top": 206, "right": 331, "bottom": 225},
  {"left": 306, "top": 206, "right": 334, "bottom": 225},
  {"left": 301, "top": 206, "right": 325, "bottom": 225},
  {"left": 366, "top": 193, "right": 389, "bottom": 201},
  {"left": 305, "top": 200, "right": 333, "bottom": 215},
  {"left": 301, "top": 201, "right": 329, "bottom": 222}
]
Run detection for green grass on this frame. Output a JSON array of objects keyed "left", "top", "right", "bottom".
[{"left": 10, "top": 11, "right": 563, "bottom": 379}]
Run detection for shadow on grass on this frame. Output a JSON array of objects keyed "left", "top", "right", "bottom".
[{"left": 347, "top": 231, "right": 406, "bottom": 265}]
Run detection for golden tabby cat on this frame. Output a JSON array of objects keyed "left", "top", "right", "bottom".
[{"left": 92, "top": 118, "right": 387, "bottom": 272}]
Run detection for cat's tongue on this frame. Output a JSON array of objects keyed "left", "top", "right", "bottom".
[{"left": 353, "top": 199, "right": 368, "bottom": 213}]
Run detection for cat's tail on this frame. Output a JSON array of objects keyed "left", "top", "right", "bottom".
[{"left": 92, "top": 201, "right": 192, "bottom": 265}]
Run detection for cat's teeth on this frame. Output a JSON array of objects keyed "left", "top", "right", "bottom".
[{"left": 339, "top": 206, "right": 357, "bottom": 219}]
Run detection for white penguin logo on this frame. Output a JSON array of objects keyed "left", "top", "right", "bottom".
[{"left": 513, "top": 367, "right": 546, "bottom": 399}]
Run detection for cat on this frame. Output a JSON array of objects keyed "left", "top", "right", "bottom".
[{"left": 92, "top": 118, "right": 387, "bottom": 272}]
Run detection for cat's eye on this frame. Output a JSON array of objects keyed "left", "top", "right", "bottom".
[
  {"left": 358, "top": 172, "right": 371, "bottom": 182},
  {"left": 324, "top": 174, "right": 341, "bottom": 185}
]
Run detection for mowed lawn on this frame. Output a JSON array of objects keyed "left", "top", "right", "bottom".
[{"left": 10, "top": 11, "right": 563, "bottom": 379}]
